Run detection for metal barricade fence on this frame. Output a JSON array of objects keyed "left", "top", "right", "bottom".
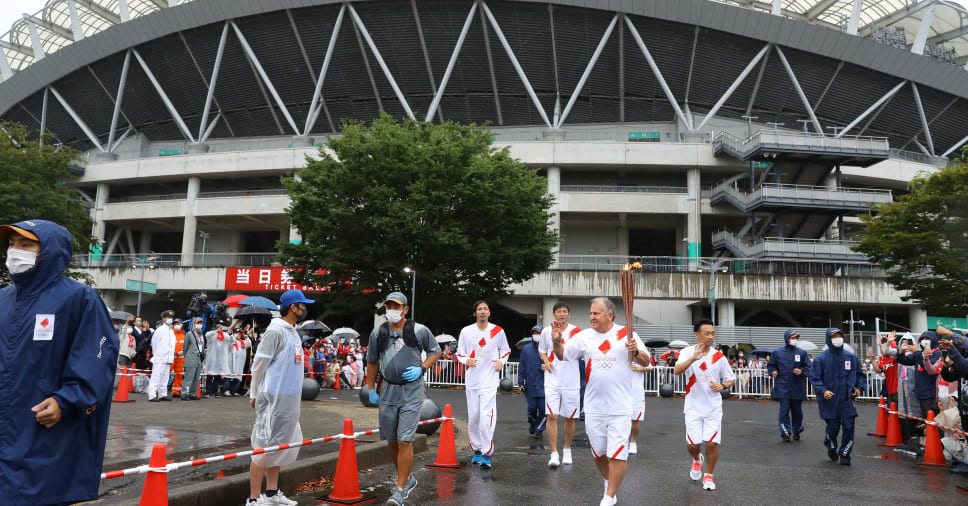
[{"left": 426, "top": 361, "right": 882, "bottom": 401}]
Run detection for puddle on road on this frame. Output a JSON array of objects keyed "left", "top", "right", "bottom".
[{"left": 104, "top": 423, "right": 248, "bottom": 462}]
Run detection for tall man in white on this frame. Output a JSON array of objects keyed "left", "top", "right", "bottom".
[
  {"left": 673, "top": 319, "right": 736, "bottom": 492},
  {"left": 456, "top": 301, "right": 511, "bottom": 469},
  {"left": 553, "top": 297, "right": 650, "bottom": 506},
  {"left": 148, "top": 310, "right": 176, "bottom": 402},
  {"left": 538, "top": 302, "right": 582, "bottom": 468}
]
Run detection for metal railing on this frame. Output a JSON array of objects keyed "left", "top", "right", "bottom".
[
  {"left": 889, "top": 149, "right": 949, "bottom": 167},
  {"left": 560, "top": 185, "right": 687, "bottom": 194},
  {"left": 72, "top": 252, "right": 279, "bottom": 268},
  {"left": 757, "top": 183, "right": 892, "bottom": 204},
  {"left": 712, "top": 229, "right": 866, "bottom": 260},
  {"left": 110, "top": 193, "right": 188, "bottom": 203},
  {"left": 553, "top": 254, "right": 884, "bottom": 277},
  {"left": 424, "top": 359, "right": 518, "bottom": 387},
  {"left": 108, "top": 189, "right": 288, "bottom": 203},
  {"left": 714, "top": 131, "right": 892, "bottom": 159}
]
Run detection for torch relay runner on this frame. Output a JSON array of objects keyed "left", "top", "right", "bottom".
[{"left": 553, "top": 297, "right": 651, "bottom": 506}]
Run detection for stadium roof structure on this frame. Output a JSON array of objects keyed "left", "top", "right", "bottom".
[{"left": 4, "top": 0, "right": 968, "bottom": 159}]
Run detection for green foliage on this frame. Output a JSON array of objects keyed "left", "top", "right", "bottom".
[
  {"left": 279, "top": 113, "right": 558, "bottom": 316},
  {"left": 0, "top": 121, "right": 94, "bottom": 286},
  {"left": 855, "top": 153, "right": 968, "bottom": 313}
]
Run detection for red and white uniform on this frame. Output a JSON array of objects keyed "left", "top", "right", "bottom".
[
  {"left": 457, "top": 323, "right": 511, "bottom": 456},
  {"left": 538, "top": 324, "right": 582, "bottom": 418},
  {"left": 680, "top": 345, "right": 736, "bottom": 444},
  {"left": 562, "top": 325, "right": 647, "bottom": 461},
  {"left": 631, "top": 364, "right": 646, "bottom": 422}
]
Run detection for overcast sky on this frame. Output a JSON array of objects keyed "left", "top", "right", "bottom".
[{"left": 3, "top": 1, "right": 968, "bottom": 39}]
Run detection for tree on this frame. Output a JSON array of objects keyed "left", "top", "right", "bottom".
[
  {"left": 855, "top": 155, "right": 968, "bottom": 313},
  {"left": 279, "top": 113, "right": 558, "bottom": 319},
  {"left": 0, "top": 121, "right": 93, "bottom": 286}
]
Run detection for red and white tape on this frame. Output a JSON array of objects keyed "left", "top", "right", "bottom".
[{"left": 885, "top": 408, "right": 967, "bottom": 437}]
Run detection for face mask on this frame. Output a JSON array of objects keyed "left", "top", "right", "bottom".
[
  {"left": 386, "top": 309, "right": 403, "bottom": 323},
  {"left": 788, "top": 339, "right": 798, "bottom": 347},
  {"left": 126, "top": 327, "right": 133, "bottom": 334},
  {"left": 831, "top": 337, "right": 844, "bottom": 348},
  {"left": 920, "top": 340, "right": 931, "bottom": 349},
  {"left": 5, "top": 248, "right": 37, "bottom": 274},
  {"left": 195, "top": 324, "right": 203, "bottom": 330},
  {"left": 218, "top": 326, "right": 226, "bottom": 332},
  {"left": 174, "top": 324, "right": 182, "bottom": 330},
  {"left": 165, "top": 318, "right": 173, "bottom": 325}
]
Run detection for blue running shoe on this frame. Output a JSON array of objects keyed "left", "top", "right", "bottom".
[
  {"left": 471, "top": 451, "right": 482, "bottom": 465},
  {"left": 386, "top": 486, "right": 406, "bottom": 506},
  {"left": 404, "top": 474, "right": 417, "bottom": 496},
  {"left": 479, "top": 455, "right": 492, "bottom": 469}
]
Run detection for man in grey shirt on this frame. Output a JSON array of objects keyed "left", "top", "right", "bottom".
[{"left": 366, "top": 292, "right": 441, "bottom": 506}]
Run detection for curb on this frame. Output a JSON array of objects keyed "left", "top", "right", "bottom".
[{"left": 126, "top": 435, "right": 428, "bottom": 506}]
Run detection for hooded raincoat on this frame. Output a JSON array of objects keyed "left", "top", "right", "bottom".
[
  {"left": 896, "top": 331, "right": 942, "bottom": 400},
  {"left": 249, "top": 318, "right": 303, "bottom": 467},
  {"left": 0, "top": 220, "right": 118, "bottom": 504},
  {"left": 204, "top": 328, "right": 234, "bottom": 375},
  {"left": 810, "top": 328, "right": 867, "bottom": 420},
  {"left": 768, "top": 330, "right": 812, "bottom": 400},
  {"left": 894, "top": 334, "right": 919, "bottom": 418}
]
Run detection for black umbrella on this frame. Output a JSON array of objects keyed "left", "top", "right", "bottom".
[
  {"left": 110, "top": 310, "right": 134, "bottom": 321},
  {"left": 302, "top": 335, "right": 319, "bottom": 345},
  {"left": 298, "top": 320, "right": 332, "bottom": 335},
  {"left": 236, "top": 305, "right": 271, "bottom": 317},
  {"left": 751, "top": 347, "right": 774, "bottom": 357},
  {"left": 645, "top": 338, "right": 670, "bottom": 348}
]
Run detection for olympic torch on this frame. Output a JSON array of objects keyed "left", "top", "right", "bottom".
[{"left": 621, "top": 263, "right": 641, "bottom": 361}]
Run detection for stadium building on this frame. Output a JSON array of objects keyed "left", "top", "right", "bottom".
[{"left": 3, "top": 0, "right": 966, "bottom": 345}]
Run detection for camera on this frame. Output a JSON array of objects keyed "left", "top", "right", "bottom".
[
  {"left": 187, "top": 292, "right": 211, "bottom": 317},
  {"left": 212, "top": 302, "right": 229, "bottom": 325}
]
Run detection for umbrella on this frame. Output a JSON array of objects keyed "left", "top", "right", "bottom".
[
  {"left": 797, "top": 340, "right": 818, "bottom": 351},
  {"left": 236, "top": 305, "right": 271, "bottom": 317},
  {"left": 110, "top": 310, "right": 134, "bottom": 321},
  {"left": 298, "top": 320, "right": 332, "bottom": 335},
  {"left": 238, "top": 296, "right": 278, "bottom": 310},
  {"left": 645, "top": 338, "right": 669, "bottom": 348},
  {"left": 301, "top": 335, "right": 319, "bottom": 345},
  {"left": 660, "top": 350, "right": 680, "bottom": 362},
  {"left": 668, "top": 340, "right": 689, "bottom": 349},
  {"left": 751, "top": 348, "right": 774, "bottom": 357},
  {"left": 332, "top": 327, "right": 360, "bottom": 339},
  {"left": 515, "top": 337, "right": 534, "bottom": 350},
  {"left": 435, "top": 334, "right": 457, "bottom": 344},
  {"left": 327, "top": 334, "right": 357, "bottom": 345},
  {"left": 222, "top": 294, "right": 250, "bottom": 308}
]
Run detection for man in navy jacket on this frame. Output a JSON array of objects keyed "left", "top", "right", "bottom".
[
  {"left": 896, "top": 331, "right": 943, "bottom": 426},
  {"left": 768, "top": 330, "right": 811, "bottom": 442},
  {"left": 0, "top": 220, "right": 118, "bottom": 504},
  {"left": 810, "top": 328, "right": 866, "bottom": 465},
  {"left": 518, "top": 325, "right": 546, "bottom": 438}
]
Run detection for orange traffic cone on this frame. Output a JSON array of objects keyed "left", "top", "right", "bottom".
[
  {"left": 427, "top": 403, "right": 465, "bottom": 470},
  {"left": 333, "top": 373, "right": 341, "bottom": 390},
  {"left": 316, "top": 419, "right": 374, "bottom": 505},
  {"left": 197, "top": 381, "right": 205, "bottom": 400},
  {"left": 879, "top": 402, "right": 903, "bottom": 448},
  {"left": 114, "top": 367, "right": 136, "bottom": 403},
  {"left": 918, "top": 411, "right": 948, "bottom": 467},
  {"left": 138, "top": 443, "right": 168, "bottom": 506},
  {"left": 215, "top": 469, "right": 225, "bottom": 480},
  {"left": 868, "top": 397, "right": 888, "bottom": 437}
]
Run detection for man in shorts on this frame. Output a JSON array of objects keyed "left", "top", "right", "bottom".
[
  {"left": 674, "top": 319, "right": 736, "bottom": 492},
  {"left": 366, "top": 292, "right": 441, "bottom": 506},
  {"left": 538, "top": 302, "right": 582, "bottom": 467},
  {"left": 553, "top": 297, "right": 650, "bottom": 506}
]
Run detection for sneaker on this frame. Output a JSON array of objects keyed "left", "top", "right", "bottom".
[
  {"left": 628, "top": 442, "right": 638, "bottom": 455},
  {"left": 471, "top": 451, "right": 482, "bottom": 465},
  {"left": 782, "top": 435, "right": 791, "bottom": 443},
  {"left": 689, "top": 453, "right": 704, "bottom": 481},
  {"left": 548, "top": 452, "right": 560, "bottom": 468},
  {"left": 599, "top": 495, "right": 617, "bottom": 506},
  {"left": 827, "top": 449, "right": 838, "bottom": 462},
  {"left": 479, "top": 454, "right": 492, "bottom": 469},
  {"left": 949, "top": 462, "right": 968, "bottom": 473},
  {"left": 386, "top": 486, "right": 407, "bottom": 506},
  {"left": 839, "top": 455, "right": 851, "bottom": 466},
  {"left": 259, "top": 492, "right": 297, "bottom": 506},
  {"left": 149, "top": 398, "right": 160, "bottom": 402},
  {"left": 702, "top": 474, "right": 716, "bottom": 491},
  {"left": 404, "top": 474, "right": 417, "bottom": 496},
  {"left": 793, "top": 431, "right": 801, "bottom": 441},
  {"left": 562, "top": 448, "right": 573, "bottom": 464},
  {"left": 246, "top": 498, "right": 258, "bottom": 505},
  {"left": 529, "top": 424, "right": 535, "bottom": 435}
]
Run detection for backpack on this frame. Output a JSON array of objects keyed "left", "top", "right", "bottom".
[{"left": 376, "top": 320, "right": 425, "bottom": 353}]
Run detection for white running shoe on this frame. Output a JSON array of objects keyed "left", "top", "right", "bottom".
[
  {"left": 702, "top": 474, "right": 716, "bottom": 491},
  {"left": 599, "top": 494, "right": 617, "bottom": 506},
  {"left": 548, "top": 452, "right": 560, "bottom": 468},
  {"left": 689, "top": 453, "right": 704, "bottom": 481},
  {"left": 257, "top": 492, "right": 297, "bottom": 506},
  {"left": 562, "top": 448, "right": 573, "bottom": 465},
  {"left": 628, "top": 442, "right": 638, "bottom": 455}
]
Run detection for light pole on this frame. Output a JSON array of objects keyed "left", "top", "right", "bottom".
[
  {"left": 700, "top": 259, "right": 729, "bottom": 325},
  {"left": 403, "top": 267, "right": 416, "bottom": 320},
  {"left": 198, "top": 230, "right": 210, "bottom": 265},
  {"left": 133, "top": 255, "right": 158, "bottom": 318}
]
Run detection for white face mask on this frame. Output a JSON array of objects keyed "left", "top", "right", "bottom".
[
  {"left": 126, "top": 327, "right": 134, "bottom": 334},
  {"left": 5, "top": 248, "right": 38, "bottom": 274},
  {"left": 174, "top": 324, "right": 182, "bottom": 330},
  {"left": 165, "top": 318, "right": 173, "bottom": 325},
  {"left": 831, "top": 337, "right": 844, "bottom": 348},
  {"left": 788, "top": 339, "right": 798, "bottom": 347},
  {"left": 386, "top": 309, "right": 403, "bottom": 324},
  {"left": 920, "top": 340, "right": 931, "bottom": 349},
  {"left": 195, "top": 324, "right": 203, "bottom": 330}
]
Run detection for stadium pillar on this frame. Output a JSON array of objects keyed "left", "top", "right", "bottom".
[
  {"left": 180, "top": 176, "right": 201, "bottom": 266},
  {"left": 139, "top": 231, "right": 151, "bottom": 254},
  {"left": 717, "top": 300, "right": 735, "bottom": 327},
  {"left": 547, "top": 166, "right": 561, "bottom": 268},
  {"left": 94, "top": 183, "right": 109, "bottom": 243},
  {"left": 618, "top": 213, "right": 629, "bottom": 258},
  {"left": 686, "top": 168, "right": 701, "bottom": 270},
  {"left": 541, "top": 297, "right": 557, "bottom": 327},
  {"left": 908, "top": 307, "right": 928, "bottom": 332}
]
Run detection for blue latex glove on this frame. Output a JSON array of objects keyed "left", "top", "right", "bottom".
[
  {"left": 402, "top": 365, "right": 423, "bottom": 382},
  {"left": 368, "top": 389, "right": 380, "bottom": 405}
]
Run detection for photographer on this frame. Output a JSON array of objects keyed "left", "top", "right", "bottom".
[
  {"left": 936, "top": 326, "right": 968, "bottom": 473},
  {"left": 896, "top": 331, "right": 943, "bottom": 443}
]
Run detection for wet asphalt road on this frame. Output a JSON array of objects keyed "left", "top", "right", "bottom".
[{"left": 300, "top": 389, "right": 966, "bottom": 506}]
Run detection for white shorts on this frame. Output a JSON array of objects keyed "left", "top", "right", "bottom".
[
  {"left": 684, "top": 412, "right": 722, "bottom": 445},
  {"left": 631, "top": 398, "right": 645, "bottom": 421},
  {"left": 546, "top": 388, "right": 580, "bottom": 418},
  {"left": 586, "top": 414, "right": 632, "bottom": 461}
]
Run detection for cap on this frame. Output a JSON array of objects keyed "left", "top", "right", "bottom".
[
  {"left": 280, "top": 289, "right": 314, "bottom": 307},
  {"left": 0, "top": 222, "right": 39, "bottom": 242},
  {"left": 160, "top": 310, "right": 175, "bottom": 319},
  {"left": 531, "top": 325, "right": 543, "bottom": 333},
  {"left": 385, "top": 291, "right": 408, "bottom": 306}
]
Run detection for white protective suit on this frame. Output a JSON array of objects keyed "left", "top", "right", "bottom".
[
  {"left": 148, "top": 324, "right": 175, "bottom": 399},
  {"left": 204, "top": 330, "right": 235, "bottom": 375},
  {"left": 232, "top": 336, "right": 250, "bottom": 378},
  {"left": 249, "top": 318, "right": 303, "bottom": 467}
]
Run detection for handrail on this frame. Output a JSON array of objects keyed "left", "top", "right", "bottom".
[
  {"left": 560, "top": 185, "right": 687, "bottom": 194},
  {"left": 109, "top": 189, "right": 288, "bottom": 203}
]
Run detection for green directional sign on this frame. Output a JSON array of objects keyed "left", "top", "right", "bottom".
[
  {"left": 159, "top": 148, "right": 183, "bottom": 156},
  {"left": 752, "top": 161, "right": 770, "bottom": 169},
  {"left": 628, "top": 131, "right": 661, "bottom": 140},
  {"left": 90, "top": 243, "right": 103, "bottom": 262},
  {"left": 125, "top": 279, "right": 157, "bottom": 294},
  {"left": 928, "top": 316, "right": 968, "bottom": 330}
]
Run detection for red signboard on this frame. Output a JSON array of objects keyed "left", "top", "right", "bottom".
[{"left": 225, "top": 267, "right": 329, "bottom": 292}]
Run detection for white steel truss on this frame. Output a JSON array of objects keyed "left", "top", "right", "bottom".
[
  {"left": 424, "top": 1, "right": 478, "bottom": 123},
  {"left": 836, "top": 80, "right": 908, "bottom": 138},
  {"left": 624, "top": 14, "right": 692, "bottom": 130},
  {"left": 774, "top": 46, "right": 823, "bottom": 135},
  {"left": 555, "top": 14, "right": 619, "bottom": 129},
  {"left": 305, "top": 4, "right": 347, "bottom": 135},
  {"left": 695, "top": 44, "right": 772, "bottom": 132},
  {"left": 230, "top": 21, "right": 301, "bottom": 135},
  {"left": 347, "top": 3, "right": 415, "bottom": 120}
]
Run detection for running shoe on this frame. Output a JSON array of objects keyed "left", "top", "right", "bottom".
[
  {"left": 471, "top": 451, "right": 482, "bottom": 465},
  {"left": 548, "top": 452, "right": 560, "bottom": 468},
  {"left": 258, "top": 492, "right": 297, "bottom": 505},
  {"left": 793, "top": 430, "right": 801, "bottom": 441},
  {"left": 782, "top": 435, "right": 791, "bottom": 443},
  {"left": 702, "top": 474, "right": 716, "bottom": 491},
  {"left": 827, "top": 449, "right": 838, "bottom": 461},
  {"left": 628, "top": 442, "right": 638, "bottom": 455},
  {"left": 386, "top": 486, "right": 407, "bottom": 506},
  {"left": 598, "top": 495, "right": 617, "bottom": 506},
  {"left": 839, "top": 455, "right": 851, "bottom": 466},
  {"left": 562, "top": 448, "right": 573, "bottom": 464},
  {"left": 404, "top": 474, "right": 417, "bottom": 496},
  {"left": 689, "top": 453, "right": 704, "bottom": 481},
  {"left": 479, "top": 455, "right": 492, "bottom": 469}
]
